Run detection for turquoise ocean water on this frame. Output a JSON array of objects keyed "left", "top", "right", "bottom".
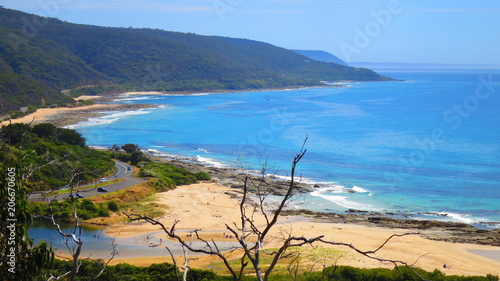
[{"left": 71, "top": 70, "right": 500, "bottom": 227}]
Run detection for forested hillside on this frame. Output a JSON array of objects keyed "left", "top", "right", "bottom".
[
  {"left": 0, "top": 7, "right": 391, "bottom": 111},
  {"left": 0, "top": 123, "right": 114, "bottom": 190}
]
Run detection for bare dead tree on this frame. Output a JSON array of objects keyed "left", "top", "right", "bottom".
[
  {"left": 46, "top": 174, "right": 118, "bottom": 281},
  {"left": 48, "top": 195, "right": 83, "bottom": 281},
  {"left": 1, "top": 122, "right": 118, "bottom": 280},
  {"left": 165, "top": 247, "right": 181, "bottom": 281},
  {"left": 124, "top": 138, "right": 426, "bottom": 281},
  {"left": 180, "top": 232, "right": 200, "bottom": 281}
]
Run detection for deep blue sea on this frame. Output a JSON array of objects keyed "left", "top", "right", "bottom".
[{"left": 71, "top": 69, "right": 500, "bottom": 227}]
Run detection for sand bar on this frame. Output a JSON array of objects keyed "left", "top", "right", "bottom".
[
  {"left": 0, "top": 104, "right": 111, "bottom": 126},
  {"left": 1, "top": 103, "right": 154, "bottom": 127},
  {"left": 118, "top": 91, "right": 166, "bottom": 96}
]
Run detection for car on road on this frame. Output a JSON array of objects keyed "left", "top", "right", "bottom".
[
  {"left": 97, "top": 187, "right": 108, "bottom": 192},
  {"left": 127, "top": 167, "right": 132, "bottom": 170},
  {"left": 99, "top": 178, "right": 108, "bottom": 183},
  {"left": 69, "top": 193, "right": 84, "bottom": 199}
]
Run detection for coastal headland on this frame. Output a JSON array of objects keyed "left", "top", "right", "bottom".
[{"left": 6, "top": 92, "right": 500, "bottom": 277}]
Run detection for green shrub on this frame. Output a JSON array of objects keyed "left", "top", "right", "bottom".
[
  {"left": 0, "top": 123, "right": 114, "bottom": 191},
  {"left": 139, "top": 162, "right": 210, "bottom": 188},
  {"left": 42, "top": 260, "right": 499, "bottom": 281},
  {"left": 107, "top": 201, "right": 119, "bottom": 212},
  {"left": 29, "top": 198, "right": 110, "bottom": 221}
]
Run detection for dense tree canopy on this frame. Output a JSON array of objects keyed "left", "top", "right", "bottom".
[
  {"left": 0, "top": 123, "right": 114, "bottom": 190},
  {"left": 0, "top": 7, "right": 391, "bottom": 111}
]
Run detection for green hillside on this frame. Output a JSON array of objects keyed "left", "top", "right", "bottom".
[
  {"left": 0, "top": 7, "right": 392, "bottom": 111},
  {"left": 0, "top": 123, "right": 115, "bottom": 191}
]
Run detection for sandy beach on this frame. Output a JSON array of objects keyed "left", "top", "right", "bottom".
[
  {"left": 106, "top": 181, "right": 500, "bottom": 276},
  {"left": 1, "top": 102, "right": 153, "bottom": 127},
  {"left": 0, "top": 104, "right": 111, "bottom": 126},
  {"left": 6, "top": 92, "right": 499, "bottom": 276}
]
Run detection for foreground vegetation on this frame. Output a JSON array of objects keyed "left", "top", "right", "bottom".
[
  {"left": 42, "top": 260, "right": 500, "bottom": 281},
  {"left": 0, "top": 123, "right": 114, "bottom": 190},
  {"left": 25, "top": 142, "right": 212, "bottom": 224},
  {"left": 1, "top": 123, "right": 497, "bottom": 280},
  {"left": 29, "top": 198, "right": 111, "bottom": 221}
]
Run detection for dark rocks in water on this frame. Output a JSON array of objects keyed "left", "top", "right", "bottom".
[
  {"left": 367, "top": 217, "right": 473, "bottom": 230},
  {"left": 143, "top": 155, "right": 500, "bottom": 247},
  {"left": 148, "top": 154, "right": 311, "bottom": 197},
  {"left": 346, "top": 209, "right": 369, "bottom": 213},
  {"left": 281, "top": 209, "right": 500, "bottom": 247}
]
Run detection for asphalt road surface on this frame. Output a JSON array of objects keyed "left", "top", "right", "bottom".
[{"left": 28, "top": 161, "right": 146, "bottom": 202}]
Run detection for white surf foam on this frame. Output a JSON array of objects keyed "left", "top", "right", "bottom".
[
  {"left": 417, "top": 211, "right": 495, "bottom": 227},
  {"left": 195, "top": 156, "right": 228, "bottom": 168},
  {"left": 308, "top": 183, "right": 381, "bottom": 211},
  {"left": 114, "top": 96, "right": 154, "bottom": 101},
  {"left": 147, "top": 149, "right": 163, "bottom": 154},
  {"left": 437, "top": 212, "right": 477, "bottom": 224},
  {"left": 197, "top": 148, "right": 212, "bottom": 154},
  {"left": 146, "top": 148, "right": 183, "bottom": 159},
  {"left": 309, "top": 191, "right": 374, "bottom": 210},
  {"left": 64, "top": 110, "right": 150, "bottom": 129},
  {"left": 161, "top": 93, "right": 210, "bottom": 96},
  {"left": 352, "top": 186, "right": 367, "bottom": 193}
]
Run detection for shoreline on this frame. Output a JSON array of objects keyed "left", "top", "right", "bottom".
[
  {"left": 114, "top": 84, "right": 345, "bottom": 97},
  {"left": 0, "top": 103, "right": 155, "bottom": 127},
  {"left": 7, "top": 90, "right": 500, "bottom": 231},
  {"left": 101, "top": 181, "right": 500, "bottom": 276},
  {"left": 8, "top": 90, "right": 498, "bottom": 232},
  {"left": 37, "top": 179, "right": 499, "bottom": 276},
  {"left": 1, "top": 85, "right": 340, "bottom": 127},
  {"left": 146, "top": 152, "right": 500, "bottom": 231},
  {"left": 10, "top": 90, "right": 500, "bottom": 275}
]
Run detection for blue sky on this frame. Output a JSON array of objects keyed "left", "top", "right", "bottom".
[{"left": 2, "top": 0, "right": 499, "bottom": 65}]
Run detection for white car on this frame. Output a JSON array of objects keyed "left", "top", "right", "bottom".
[{"left": 99, "top": 178, "right": 108, "bottom": 183}]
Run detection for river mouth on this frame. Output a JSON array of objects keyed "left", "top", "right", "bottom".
[{"left": 29, "top": 220, "right": 239, "bottom": 259}]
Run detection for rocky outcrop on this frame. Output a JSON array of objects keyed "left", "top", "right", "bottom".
[{"left": 281, "top": 209, "right": 500, "bottom": 246}]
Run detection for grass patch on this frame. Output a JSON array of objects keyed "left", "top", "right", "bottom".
[
  {"left": 123, "top": 201, "right": 168, "bottom": 218},
  {"left": 206, "top": 246, "right": 346, "bottom": 276},
  {"left": 90, "top": 182, "right": 154, "bottom": 204},
  {"left": 86, "top": 182, "right": 167, "bottom": 224}
]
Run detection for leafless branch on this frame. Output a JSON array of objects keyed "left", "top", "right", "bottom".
[
  {"left": 48, "top": 195, "right": 83, "bottom": 281},
  {"left": 88, "top": 237, "right": 119, "bottom": 280},
  {"left": 122, "top": 138, "right": 426, "bottom": 281},
  {"left": 46, "top": 170, "right": 117, "bottom": 281},
  {"left": 287, "top": 252, "right": 301, "bottom": 281},
  {"left": 123, "top": 210, "right": 241, "bottom": 279},
  {"left": 165, "top": 247, "right": 181, "bottom": 281}
]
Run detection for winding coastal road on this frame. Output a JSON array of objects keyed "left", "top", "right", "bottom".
[{"left": 28, "top": 160, "right": 146, "bottom": 201}]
